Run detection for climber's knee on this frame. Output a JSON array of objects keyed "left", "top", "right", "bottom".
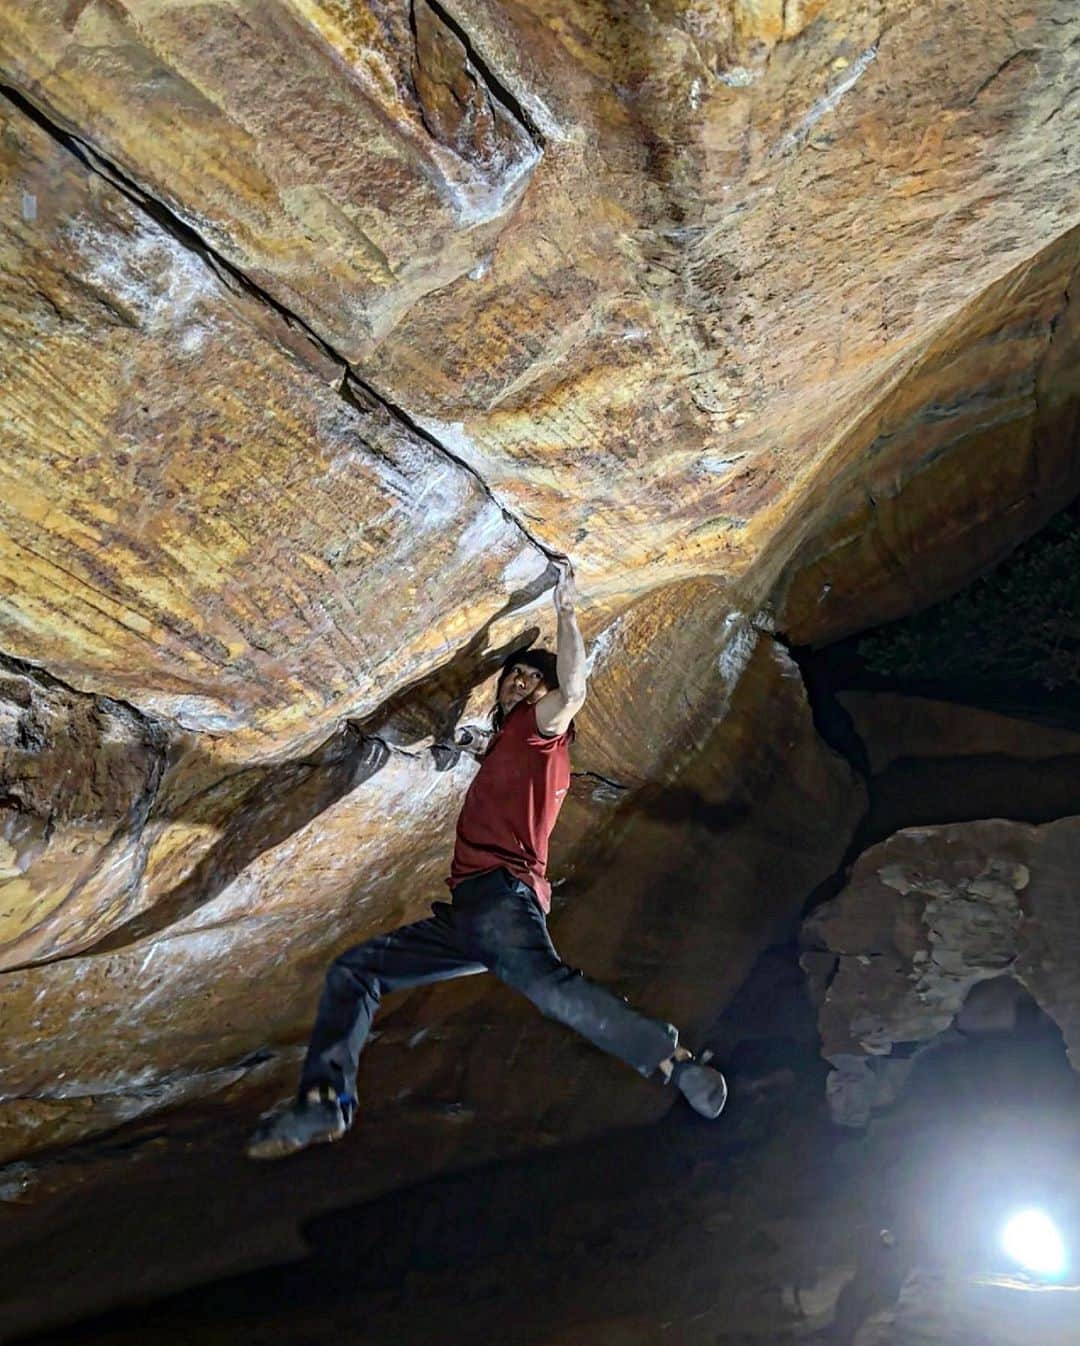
[{"left": 326, "top": 955, "right": 380, "bottom": 1006}]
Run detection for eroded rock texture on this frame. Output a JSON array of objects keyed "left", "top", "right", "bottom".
[
  {"left": 0, "top": 0, "right": 1078, "bottom": 1167},
  {"left": 804, "top": 817, "right": 1080, "bottom": 1125},
  {"left": 0, "top": 657, "right": 167, "bottom": 967},
  {"left": 0, "top": 606, "right": 863, "bottom": 1164}
]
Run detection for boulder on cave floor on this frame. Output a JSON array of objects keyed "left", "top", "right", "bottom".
[{"left": 803, "top": 816, "right": 1080, "bottom": 1126}]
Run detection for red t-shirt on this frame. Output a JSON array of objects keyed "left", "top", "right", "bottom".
[{"left": 448, "top": 702, "right": 572, "bottom": 912}]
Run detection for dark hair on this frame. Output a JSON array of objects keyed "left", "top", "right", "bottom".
[{"left": 492, "top": 648, "right": 558, "bottom": 731}]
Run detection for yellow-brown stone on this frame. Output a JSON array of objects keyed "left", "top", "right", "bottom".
[
  {"left": 777, "top": 228, "right": 1080, "bottom": 644},
  {"left": 2, "top": 3, "right": 1076, "bottom": 593},
  {"left": 0, "top": 580, "right": 861, "bottom": 1162},
  {"left": 0, "top": 0, "right": 1077, "bottom": 1169},
  {"left": 0, "top": 101, "right": 544, "bottom": 748}
]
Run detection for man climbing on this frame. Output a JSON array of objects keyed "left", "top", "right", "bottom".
[{"left": 247, "top": 563, "right": 727, "bottom": 1159}]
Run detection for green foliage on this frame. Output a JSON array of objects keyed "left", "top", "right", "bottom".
[{"left": 859, "top": 507, "right": 1080, "bottom": 690}]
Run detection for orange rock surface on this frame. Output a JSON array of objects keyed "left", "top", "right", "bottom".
[{"left": 0, "top": 0, "right": 1078, "bottom": 1163}]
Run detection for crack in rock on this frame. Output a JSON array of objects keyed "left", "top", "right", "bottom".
[
  {"left": 0, "top": 649, "right": 168, "bottom": 745},
  {"left": 417, "top": 0, "right": 546, "bottom": 147},
  {"left": 0, "top": 82, "right": 557, "bottom": 566},
  {"left": 571, "top": 769, "right": 630, "bottom": 804}
]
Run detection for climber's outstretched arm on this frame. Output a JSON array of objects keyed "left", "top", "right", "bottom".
[{"left": 535, "top": 562, "right": 587, "bottom": 737}]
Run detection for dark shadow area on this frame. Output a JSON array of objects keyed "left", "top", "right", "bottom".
[
  {"left": 797, "top": 491, "right": 1080, "bottom": 724},
  {"left": 790, "top": 493, "right": 1080, "bottom": 777},
  {"left": 863, "top": 751, "right": 1080, "bottom": 842},
  {"left": 788, "top": 532, "right": 1080, "bottom": 923},
  {"left": 29, "top": 571, "right": 554, "bottom": 965},
  {"left": 800, "top": 635, "right": 1080, "bottom": 734},
  {"left": 4, "top": 938, "right": 830, "bottom": 1345},
  {"left": 4, "top": 1090, "right": 772, "bottom": 1346},
  {"left": 11, "top": 939, "right": 1078, "bottom": 1346},
  {"left": 622, "top": 782, "right": 752, "bottom": 833}
]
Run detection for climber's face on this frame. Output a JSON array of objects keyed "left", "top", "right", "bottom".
[{"left": 497, "top": 663, "right": 548, "bottom": 713}]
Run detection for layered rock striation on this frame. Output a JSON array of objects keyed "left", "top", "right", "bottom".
[{"left": 0, "top": 0, "right": 1078, "bottom": 1166}]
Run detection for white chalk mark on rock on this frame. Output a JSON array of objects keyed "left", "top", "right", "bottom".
[{"left": 771, "top": 45, "right": 878, "bottom": 157}]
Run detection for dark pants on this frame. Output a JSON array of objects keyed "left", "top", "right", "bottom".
[{"left": 300, "top": 867, "right": 679, "bottom": 1101}]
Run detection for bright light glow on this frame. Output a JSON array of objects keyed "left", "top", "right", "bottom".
[{"left": 1001, "top": 1209, "right": 1067, "bottom": 1278}]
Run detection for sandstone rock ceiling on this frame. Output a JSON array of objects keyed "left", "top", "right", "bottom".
[{"left": 0, "top": 1, "right": 1078, "bottom": 1163}]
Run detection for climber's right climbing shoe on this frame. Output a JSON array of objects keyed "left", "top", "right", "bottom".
[{"left": 671, "top": 1051, "right": 728, "bottom": 1120}]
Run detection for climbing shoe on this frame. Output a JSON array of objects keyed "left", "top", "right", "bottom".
[
  {"left": 671, "top": 1050, "right": 728, "bottom": 1120},
  {"left": 246, "top": 1088, "right": 355, "bottom": 1160}
]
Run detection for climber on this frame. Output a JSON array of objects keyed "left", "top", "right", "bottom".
[{"left": 247, "top": 561, "right": 727, "bottom": 1159}]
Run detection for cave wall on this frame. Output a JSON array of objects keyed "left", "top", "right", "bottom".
[
  {"left": 1, "top": 0, "right": 1078, "bottom": 1167},
  {"left": 778, "top": 227, "right": 1080, "bottom": 645}
]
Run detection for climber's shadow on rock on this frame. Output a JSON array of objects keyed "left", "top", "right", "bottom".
[{"left": 83, "top": 569, "right": 557, "bottom": 957}]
